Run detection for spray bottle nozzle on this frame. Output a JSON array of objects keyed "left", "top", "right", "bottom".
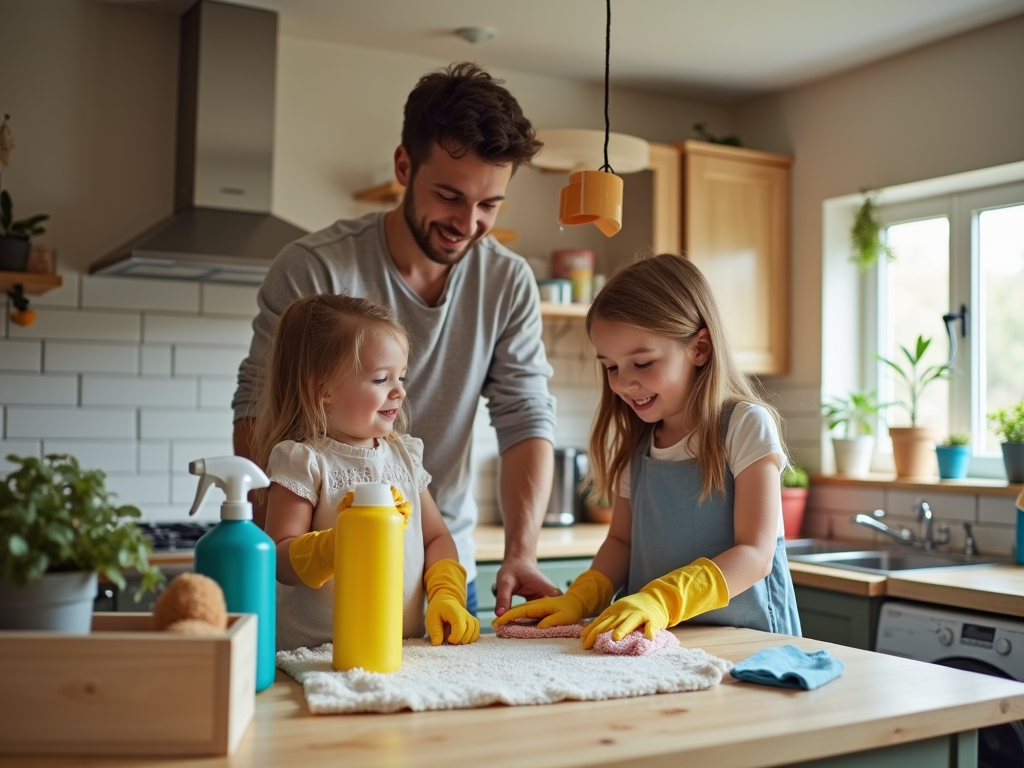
[{"left": 188, "top": 456, "right": 270, "bottom": 521}]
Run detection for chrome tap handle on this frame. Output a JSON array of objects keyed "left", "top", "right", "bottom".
[
  {"left": 915, "top": 500, "right": 935, "bottom": 548},
  {"left": 963, "top": 522, "right": 978, "bottom": 556}
]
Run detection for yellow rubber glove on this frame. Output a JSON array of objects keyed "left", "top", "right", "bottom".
[
  {"left": 288, "top": 486, "right": 411, "bottom": 589},
  {"left": 490, "top": 569, "right": 614, "bottom": 630},
  {"left": 579, "top": 557, "right": 729, "bottom": 649},
  {"left": 424, "top": 559, "right": 480, "bottom": 645}
]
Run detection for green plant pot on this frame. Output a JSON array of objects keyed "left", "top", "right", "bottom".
[
  {"left": 0, "top": 236, "right": 31, "bottom": 271},
  {"left": 1002, "top": 442, "right": 1024, "bottom": 484}
]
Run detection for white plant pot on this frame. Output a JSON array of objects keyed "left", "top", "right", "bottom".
[{"left": 832, "top": 436, "right": 874, "bottom": 476}]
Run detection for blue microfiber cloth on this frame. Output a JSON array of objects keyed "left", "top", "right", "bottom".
[{"left": 730, "top": 644, "right": 845, "bottom": 690}]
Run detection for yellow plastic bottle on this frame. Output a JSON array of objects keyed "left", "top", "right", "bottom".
[{"left": 333, "top": 482, "right": 405, "bottom": 672}]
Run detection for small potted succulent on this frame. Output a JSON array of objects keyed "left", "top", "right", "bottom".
[
  {"left": 875, "top": 335, "right": 952, "bottom": 479},
  {"left": 0, "top": 454, "right": 164, "bottom": 632},
  {"left": 821, "top": 390, "right": 882, "bottom": 476},
  {"left": 0, "top": 115, "right": 50, "bottom": 272},
  {"left": 780, "top": 465, "right": 809, "bottom": 539},
  {"left": 988, "top": 395, "right": 1024, "bottom": 483},
  {"left": 936, "top": 430, "right": 972, "bottom": 480}
]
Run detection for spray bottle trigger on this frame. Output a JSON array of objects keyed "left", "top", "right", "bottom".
[{"left": 188, "top": 473, "right": 216, "bottom": 517}]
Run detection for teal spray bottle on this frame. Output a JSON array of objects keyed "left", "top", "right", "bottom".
[{"left": 188, "top": 456, "right": 276, "bottom": 692}]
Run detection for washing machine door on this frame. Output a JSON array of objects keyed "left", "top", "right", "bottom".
[{"left": 936, "top": 657, "right": 1024, "bottom": 768}]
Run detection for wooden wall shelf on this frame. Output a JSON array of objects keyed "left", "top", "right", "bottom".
[
  {"left": 0, "top": 271, "right": 63, "bottom": 295},
  {"left": 354, "top": 180, "right": 405, "bottom": 204},
  {"left": 539, "top": 301, "right": 588, "bottom": 320}
]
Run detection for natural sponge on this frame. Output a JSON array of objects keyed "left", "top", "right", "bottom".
[{"left": 152, "top": 573, "right": 228, "bottom": 633}]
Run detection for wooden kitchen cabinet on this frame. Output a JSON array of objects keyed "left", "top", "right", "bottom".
[{"left": 678, "top": 140, "right": 792, "bottom": 375}]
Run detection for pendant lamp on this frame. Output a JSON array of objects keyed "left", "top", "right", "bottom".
[{"left": 546, "top": 0, "right": 644, "bottom": 238}]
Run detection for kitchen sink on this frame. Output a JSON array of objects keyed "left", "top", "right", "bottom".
[
  {"left": 788, "top": 548, "right": 1010, "bottom": 574},
  {"left": 783, "top": 538, "right": 868, "bottom": 557}
]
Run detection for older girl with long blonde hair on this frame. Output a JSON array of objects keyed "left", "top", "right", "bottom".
[
  {"left": 254, "top": 293, "right": 478, "bottom": 652},
  {"left": 494, "top": 254, "right": 800, "bottom": 644}
]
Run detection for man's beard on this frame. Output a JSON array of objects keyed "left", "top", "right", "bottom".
[{"left": 403, "top": 184, "right": 484, "bottom": 266}]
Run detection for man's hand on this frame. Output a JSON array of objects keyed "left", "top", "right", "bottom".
[{"left": 493, "top": 556, "right": 562, "bottom": 616}]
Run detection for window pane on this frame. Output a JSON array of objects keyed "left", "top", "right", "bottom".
[
  {"left": 979, "top": 204, "right": 1024, "bottom": 453},
  {"left": 884, "top": 218, "right": 950, "bottom": 437}
]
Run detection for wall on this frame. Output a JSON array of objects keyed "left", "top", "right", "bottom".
[
  {"left": 0, "top": 0, "right": 725, "bottom": 524},
  {"left": 733, "top": 14, "right": 1024, "bottom": 475}
]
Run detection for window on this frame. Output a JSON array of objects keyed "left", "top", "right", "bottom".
[{"left": 873, "top": 182, "right": 1024, "bottom": 477}]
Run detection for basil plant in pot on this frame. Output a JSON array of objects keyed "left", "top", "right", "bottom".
[
  {"left": 821, "top": 391, "right": 882, "bottom": 476},
  {"left": 0, "top": 454, "right": 163, "bottom": 632},
  {"left": 989, "top": 395, "right": 1024, "bottom": 483},
  {"left": 875, "top": 335, "right": 952, "bottom": 479}
]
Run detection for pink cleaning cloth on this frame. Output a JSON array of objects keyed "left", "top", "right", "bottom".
[
  {"left": 494, "top": 618, "right": 585, "bottom": 639},
  {"left": 495, "top": 618, "right": 678, "bottom": 656},
  {"left": 592, "top": 628, "right": 680, "bottom": 656}
]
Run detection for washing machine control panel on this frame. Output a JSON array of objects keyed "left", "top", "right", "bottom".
[{"left": 876, "top": 601, "right": 1024, "bottom": 680}]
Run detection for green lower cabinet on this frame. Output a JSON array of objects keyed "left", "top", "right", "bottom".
[
  {"left": 475, "top": 557, "right": 590, "bottom": 634},
  {"left": 787, "top": 732, "right": 977, "bottom": 768},
  {"left": 794, "top": 586, "right": 885, "bottom": 651}
]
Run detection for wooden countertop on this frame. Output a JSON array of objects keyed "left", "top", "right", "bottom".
[
  {"left": 886, "top": 565, "right": 1024, "bottom": 618},
  {"left": 788, "top": 560, "right": 888, "bottom": 597},
  {"left": 474, "top": 523, "right": 611, "bottom": 562},
  {"left": 8, "top": 625, "right": 1024, "bottom": 768}
]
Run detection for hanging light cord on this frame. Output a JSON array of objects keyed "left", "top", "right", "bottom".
[{"left": 600, "top": 0, "right": 613, "bottom": 173}]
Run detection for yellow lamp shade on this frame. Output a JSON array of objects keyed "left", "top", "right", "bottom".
[{"left": 558, "top": 170, "right": 623, "bottom": 238}]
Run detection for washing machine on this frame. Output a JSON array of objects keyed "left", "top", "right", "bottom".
[{"left": 876, "top": 600, "right": 1024, "bottom": 768}]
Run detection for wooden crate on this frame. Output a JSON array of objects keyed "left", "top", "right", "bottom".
[{"left": 0, "top": 612, "right": 256, "bottom": 756}]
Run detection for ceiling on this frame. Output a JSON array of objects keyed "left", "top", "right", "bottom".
[{"left": 109, "top": 0, "right": 1024, "bottom": 103}]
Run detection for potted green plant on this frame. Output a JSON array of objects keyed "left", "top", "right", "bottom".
[
  {"left": 0, "top": 115, "right": 50, "bottom": 271},
  {"left": 875, "top": 335, "right": 952, "bottom": 479},
  {"left": 780, "top": 465, "right": 809, "bottom": 539},
  {"left": 0, "top": 453, "right": 163, "bottom": 632},
  {"left": 988, "top": 395, "right": 1024, "bottom": 483},
  {"left": 821, "top": 390, "right": 882, "bottom": 476},
  {"left": 936, "top": 430, "right": 971, "bottom": 480},
  {"left": 850, "top": 193, "right": 894, "bottom": 273}
]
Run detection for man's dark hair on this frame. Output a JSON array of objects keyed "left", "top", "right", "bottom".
[{"left": 401, "top": 62, "right": 542, "bottom": 173}]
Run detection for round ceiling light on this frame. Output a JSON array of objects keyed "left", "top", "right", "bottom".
[{"left": 454, "top": 26, "right": 496, "bottom": 44}]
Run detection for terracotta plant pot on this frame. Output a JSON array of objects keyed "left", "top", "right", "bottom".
[
  {"left": 889, "top": 426, "right": 938, "bottom": 479},
  {"left": 780, "top": 488, "right": 809, "bottom": 539},
  {"left": 832, "top": 436, "right": 874, "bottom": 476}
]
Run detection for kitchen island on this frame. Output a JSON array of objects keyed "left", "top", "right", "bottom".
[{"left": 6, "top": 625, "right": 1024, "bottom": 768}]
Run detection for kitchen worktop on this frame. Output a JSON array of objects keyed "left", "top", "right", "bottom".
[
  {"left": 886, "top": 566, "right": 1024, "bottom": 618},
  {"left": 7, "top": 625, "right": 1024, "bottom": 768}
]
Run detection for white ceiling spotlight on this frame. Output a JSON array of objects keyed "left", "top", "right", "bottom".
[{"left": 454, "top": 26, "right": 496, "bottom": 44}]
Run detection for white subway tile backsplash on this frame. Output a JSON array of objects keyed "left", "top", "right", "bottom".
[
  {"left": 970, "top": 522, "right": 1015, "bottom": 558},
  {"left": 171, "top": 440, "right": 234, "bottom": 471},
  {"left": 30, "top": 273, "right": 79, "bottom": 307},
  {"left": 137, "top": 504, "right": 198, "bottom": 523},
  {"left": 144, "top": 315, "right": 252, "bottom": 346},
  {"left": 886, "top": 489, "right": 976, "bottom": 522},
  {"left": 9, "top": 308, "right": 140, "bottom": 342},
  {"left": 45, "top": 341, "right": 139, "bottom": 374},
  {"left": 141, "top": 409, "right": 233, "bottom": 440},
  {"left": 83, "top": 275, "right": 199, "bottom": 313},
  {"left": 0, "top": 340, "right": 42, "bottom": 372},
  {"left": 7, "top": 407, "right": 136, "bottom": 439},
  {"left": 42, "top": 440, "right": 137, "bottom": 473},
  {"left": 174, "top": 346, "right": 248, "bottom": 376},
  {"left": 979, "top": 495, "right": 1017, "bottom": 526},
  {"left": 0, "top": 440, "right": 42, "bottom": 471},
  {"left": 807, "top": 485, "right": 885, "bottom": 513},
  {"left": 104, "top": 473, "right": 172, "bottom": 506},
  {"left": 82, "top": 375, "right": 196, "bottom": 408},
  {"left": 0, "top": 373, "right": 78, "bottom": 405},
  {"left": 199, "top": 378, "right": 237, "bottom": 410},
  {"left": 141, "top": 345, "right": 172, "bottom": 376},
  {"left": 201, "top": 284, "right": 259, "bottom": 317},
  {"left": 139, "top": 441, "right": 171, "bottom": 473},
  {"left": 781, "top": 415, "right": 821, "bottom": 444}
]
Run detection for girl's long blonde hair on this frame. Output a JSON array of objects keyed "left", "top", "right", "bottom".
[
  {"left": 585, "top": 253, "right": 785, "bottom": 503},
  {"left": 251, "top": 294, "right": 410, "bottom": 475}
]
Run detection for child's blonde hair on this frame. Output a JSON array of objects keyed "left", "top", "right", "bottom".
[
  {"left": 585, "top": 253, "right": 785, "bottom": 503},
  {"left": 251, "top": 294, "right": 410, "bottom": 473}
]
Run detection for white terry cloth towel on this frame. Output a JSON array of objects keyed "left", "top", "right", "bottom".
[{"left": 276, "top": 635, "right": 733, "bottom": 714}]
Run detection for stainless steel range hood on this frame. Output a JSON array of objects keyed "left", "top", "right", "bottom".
[{"left": 89, "top": 1, "right": 306, "bottom": 284}]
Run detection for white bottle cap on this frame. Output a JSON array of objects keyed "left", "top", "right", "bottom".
[{"left": 352, "top": 482, "right": 395, "bottom": 507}]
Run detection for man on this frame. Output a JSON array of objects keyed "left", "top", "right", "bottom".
[{"left": 232, "top": 62, "right": 560, "bottom": 617}]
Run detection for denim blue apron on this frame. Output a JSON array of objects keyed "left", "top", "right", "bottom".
[{"left": 627, "top": 410, "right": 801, "bottom": 636}]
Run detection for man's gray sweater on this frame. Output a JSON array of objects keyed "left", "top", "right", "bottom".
[{"left": 233, "top": 212, "right": 556, "bottom": 577}]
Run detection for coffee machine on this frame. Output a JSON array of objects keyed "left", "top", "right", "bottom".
[{"left": 544, "top": 448, "right": 588, "bottom": 526}]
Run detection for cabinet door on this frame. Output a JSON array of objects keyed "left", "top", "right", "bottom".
[{"left": 680, "top": 141, "right": 791, "bottom": 375}]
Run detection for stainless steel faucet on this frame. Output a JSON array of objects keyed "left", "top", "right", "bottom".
[
  {"left": 963, "top": 522, "right": 979, "bottom": 556},
  {"left": 851, "top": 502, "right": 950, "bottom": 550}
]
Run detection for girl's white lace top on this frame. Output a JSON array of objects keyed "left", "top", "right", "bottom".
[{"left": 269, "top": 434, "right": 432, "bottom": 651}]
